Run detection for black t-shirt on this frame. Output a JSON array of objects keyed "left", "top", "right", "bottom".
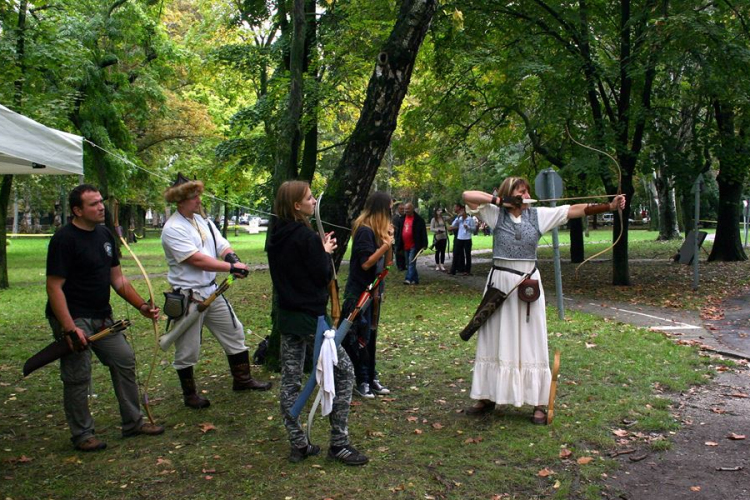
[
  {"left": 45, "top": 223, "right": 119, "bottom": 319},
  {"left": 344, "top": 226, "right": 380, "bottom": 299}
]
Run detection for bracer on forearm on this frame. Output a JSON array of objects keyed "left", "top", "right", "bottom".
[{"left": 584, "top": 203, "right": 611, "bottom": 216}]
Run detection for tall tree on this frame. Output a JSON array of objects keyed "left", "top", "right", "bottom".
[{"left": 324, "top": 0, "right": 438, "bottom": 263}]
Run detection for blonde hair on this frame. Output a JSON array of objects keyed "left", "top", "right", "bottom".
[
  {"left": 497, "top": 177, "right": 531, "bottom": 199},
  {"left": 351, "top": 191, "right": 392, "bottom": 245},
  {"left": 273, "top": 180, "right": 312, "bottom": 227}
]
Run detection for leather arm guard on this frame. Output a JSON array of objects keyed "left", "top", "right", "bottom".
[
  {"left": 584, "top": 203, "right": 612, "bottom": 216},
  {"left": 224, "top": 252, "right": 241, "bottom": 264}
]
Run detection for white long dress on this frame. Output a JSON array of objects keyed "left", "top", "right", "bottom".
[{"left": 469, "top": 203, "right": 570, "bottom": 407}]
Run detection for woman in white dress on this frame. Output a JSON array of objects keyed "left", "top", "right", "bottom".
[{"left": 462, "top": 177, "right": 625, "bottom": 424}]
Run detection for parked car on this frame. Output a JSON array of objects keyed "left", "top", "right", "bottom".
[
  {"left": 600, "top": 213, "right": 614, "bottom": 225},
  {"left": 239, "top": 215, "right": 249, "bottom": 225}
]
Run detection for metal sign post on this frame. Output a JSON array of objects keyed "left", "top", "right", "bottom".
[
  {"left": 692, "top": 174, "right": 703, "bottom": 290},
  {"left": 535, "top": 169, "right": 565, "bottom": 319}
]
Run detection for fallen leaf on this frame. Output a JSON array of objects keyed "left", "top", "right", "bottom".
[
  {"left": 464, "top": 436, "right": 483, "bottom": 444},
  {"left": 690, "top": 486, "right": 701, "bottom": 492},
  {"left": 407, "top": 416, "right": 418, "bottom": 422},
  {"left": 414, "top": 429, "right": 423, "bottom": 435},
  {"left": 559, "top": 448, "right": 573, "bottom": 459},
  {"left": 432, "top": 423, "right": 444, "bottom": 430},
  {"left": 711, "top": 408, "right": 727, "bottom": 414},
  {"left": 585, "top": 342, "right": 597, "bottom": 349},
  {"left": 727, "top": 433, "right": 746, "bottom": 440},
  {"left": 613, "top": 429, "right": 629, "bottom": 437},
  {"left": 16, "top": 455, "right": 33, "bottom": 463},
  {"left": 704, "top": 441, "right": 718, "bottom": 447},
  {"left": 199, "top": 422, "right": 217, "bottom": 433},
  {"left": 577, "top": 456, "right": 593, "bottom": 465},
  {"left": 537, "top": 468, "right": 554, "bottom": 477}
]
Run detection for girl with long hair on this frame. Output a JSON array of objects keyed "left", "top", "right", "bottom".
[
  {"left": 267, "top": 180, "right": 368, "bottom": 465},
  {"left": 343, "top": 191, "right": 394, "bottom": 398},
  {"left": 430, "top": 207, "right": 448, "bottom": 272}
]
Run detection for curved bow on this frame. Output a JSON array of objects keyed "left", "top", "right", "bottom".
[
  {"left": 566, "top": 128, "right": 625, "bottom": 278},
  {"left": 113, "top": 199, "right": 160, "bottom": 425},
  {"left": 315, "top": 193, "right": 341, "bottom": 327},
  {"left": 547, "top": 350, "right": 561, "bottom": 424}
]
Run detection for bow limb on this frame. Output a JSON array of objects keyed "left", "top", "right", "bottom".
[
  {"left": 566, "top": 127, "right": 625, "bottom": 278},
  {"left": 315, "top": 193, "right": 341, "bottom": 327},
  {"left": 547, "top": 350, "right": 561, "bottom": 424},
  {"left": 113, "top": 199, "right": 160, "bottom": 425}
]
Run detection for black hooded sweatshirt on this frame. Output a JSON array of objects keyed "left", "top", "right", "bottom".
[{"left": 267, "top": 219, "right": 332, "bottom": 317}]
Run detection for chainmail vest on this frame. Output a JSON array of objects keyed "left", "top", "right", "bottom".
[{"left": 492, "top": 207, "right": 541, "bottom": 261}]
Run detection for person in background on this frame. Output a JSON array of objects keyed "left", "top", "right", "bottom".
[
  {"left": 267, "top": 180, "right": 368, "bottom": 466},
  {"left": 450, "top": 203, "right": 475, "bottom": 276},
  {"left": 161, "top": 174, "right": 271, "bottom": 410},
  {"left": 429, "top": 207, "right": 448, "bottom": 272},
  {"left": 392, "top": 202, "right": 406, "bottom": 272},
  {"left": 45, "top": 184, "right": 164, "bottom": 452},
  {"left": 462, "top": 177, "right": 625, "bottom": 423},
  {"left": 394, "top": 202, "right": 428, "bottom": 285}
]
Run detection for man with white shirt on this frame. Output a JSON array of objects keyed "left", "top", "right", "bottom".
[
  {"left": 161, "top": 174, "right": 271, "bottom": 409},
  {"left": 450, "top": 203, "right": 475, "bottom": 276}
]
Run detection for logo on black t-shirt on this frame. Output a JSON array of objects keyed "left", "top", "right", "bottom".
[{"left": 104, "top": 242, "right": 113, "bottom": 257}]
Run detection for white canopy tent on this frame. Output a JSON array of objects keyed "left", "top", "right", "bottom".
[{"left": 0, "top": 104, "right": 83, "bottom": 176}]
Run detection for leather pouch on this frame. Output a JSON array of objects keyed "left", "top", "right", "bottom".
[{"left": 163, "top": 290, "right": 186, "bottom": 320}]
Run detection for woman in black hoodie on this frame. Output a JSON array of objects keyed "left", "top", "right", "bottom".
[{"left": 267, "top": 180, "right": 368, "bottom": 466}]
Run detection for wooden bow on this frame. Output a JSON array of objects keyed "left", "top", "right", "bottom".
[
  {"left": 315, "top": 192, "right": 341, "bottom": 327},
  {"left": 566, "top": 128, "right": 625, "bottom": 278},
  {"left": 112, "top": 199, "right": 160, "bottom": 426},
  {"left": 547, "top": 350, "right": 561, "bottom": 424}
]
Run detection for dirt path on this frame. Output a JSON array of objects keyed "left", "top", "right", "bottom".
[{"left": 416, "top": 253, "right": 750, "bottom": 500}]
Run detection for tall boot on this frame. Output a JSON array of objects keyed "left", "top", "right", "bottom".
[
  {"left": 227, "top": 351, "right": 272, "bottom": 391},
  {"left": 176, "top": 367, "right": 211, "bottom": 409}
]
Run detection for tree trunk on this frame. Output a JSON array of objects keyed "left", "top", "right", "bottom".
[
  {"left": 324, "top": 0, "right": 438, "bottom": 265},
  {"left": 569, "top": 218, "right": 584, "bottom": 263},
  {"left": 275, "top": 0, "right": 305, "bottom": 181},
  {"left": 708, "top": 100, "right": 748, "bottom": 262},
  {"left": 0, "top": 175, "right": 13, "bottom": 288},
  {"left": 654, "top": 168, "right": 680, "bottom": 240}
]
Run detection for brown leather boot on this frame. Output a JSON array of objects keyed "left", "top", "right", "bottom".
[
  {"left": 227, "top": 351, "right": 272, "bottom": 391},
  {"left": 176, "top": 367, "right": 210, "bottom": 409}
]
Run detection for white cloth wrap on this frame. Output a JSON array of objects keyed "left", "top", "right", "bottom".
[{"left": 316, "top": 329, "right": 338, "bottom": 416}]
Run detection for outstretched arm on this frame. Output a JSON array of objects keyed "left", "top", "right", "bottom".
[{"left": 567, "top": 194, "right": 626, "bottom": 219}]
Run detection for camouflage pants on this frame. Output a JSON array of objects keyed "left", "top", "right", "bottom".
[{"left": 279, "top": 333, "right": 354, "bottom": 448}]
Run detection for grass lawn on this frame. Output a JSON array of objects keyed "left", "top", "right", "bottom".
[{"left": 0, "top": 230, "right": 733, "bottom": 499}]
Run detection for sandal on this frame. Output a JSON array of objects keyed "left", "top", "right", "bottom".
[
  {"left": 531, "top": 407, "right": 548, "bottom": 425},
  {"left": 465, "top": 399, "right": 495, "bottom": 415}
]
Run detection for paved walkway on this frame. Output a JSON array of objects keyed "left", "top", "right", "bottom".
[{"left": 417, "top": 249, "right": 750, "bottom": 360}]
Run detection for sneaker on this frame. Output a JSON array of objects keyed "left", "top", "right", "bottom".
[
  {"left": 435, "top": 266, "right": 440, "bottom": 271},
  {"left": 403, "top": 280, "right": 412, "bottom": 285},
  {"left": 328, "top": 444, "right": 369, "bottom": 466},
  {"left": 75, "top": 437, "right": 107, "bottom": 452},
  {"left": 289, "top": 443, "right": 321, "bottom": 463},
  {"left": 123, "top": 422, "right": 165, "bottom": 438},
  {"left": 370, "top": 379, "right": 390, "bottom": 395},
  {"left": 355, "top": 382, "right": 375, "bottom": 399}
]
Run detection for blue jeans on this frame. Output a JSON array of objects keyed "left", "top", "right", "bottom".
[{"left": 405, "top": 248, "right": 419, "bottom": 284}]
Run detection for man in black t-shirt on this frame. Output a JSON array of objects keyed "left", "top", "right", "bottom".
[{"left": 46, "top": 184, "right": 164, "bottom": 452}]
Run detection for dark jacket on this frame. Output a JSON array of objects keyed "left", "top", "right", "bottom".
[
  {"left": 267, "top": 219, "right": 332, "bottom": 317},
  {"left": 394, "top": 211, "right": 428, "bottom": 253}
]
